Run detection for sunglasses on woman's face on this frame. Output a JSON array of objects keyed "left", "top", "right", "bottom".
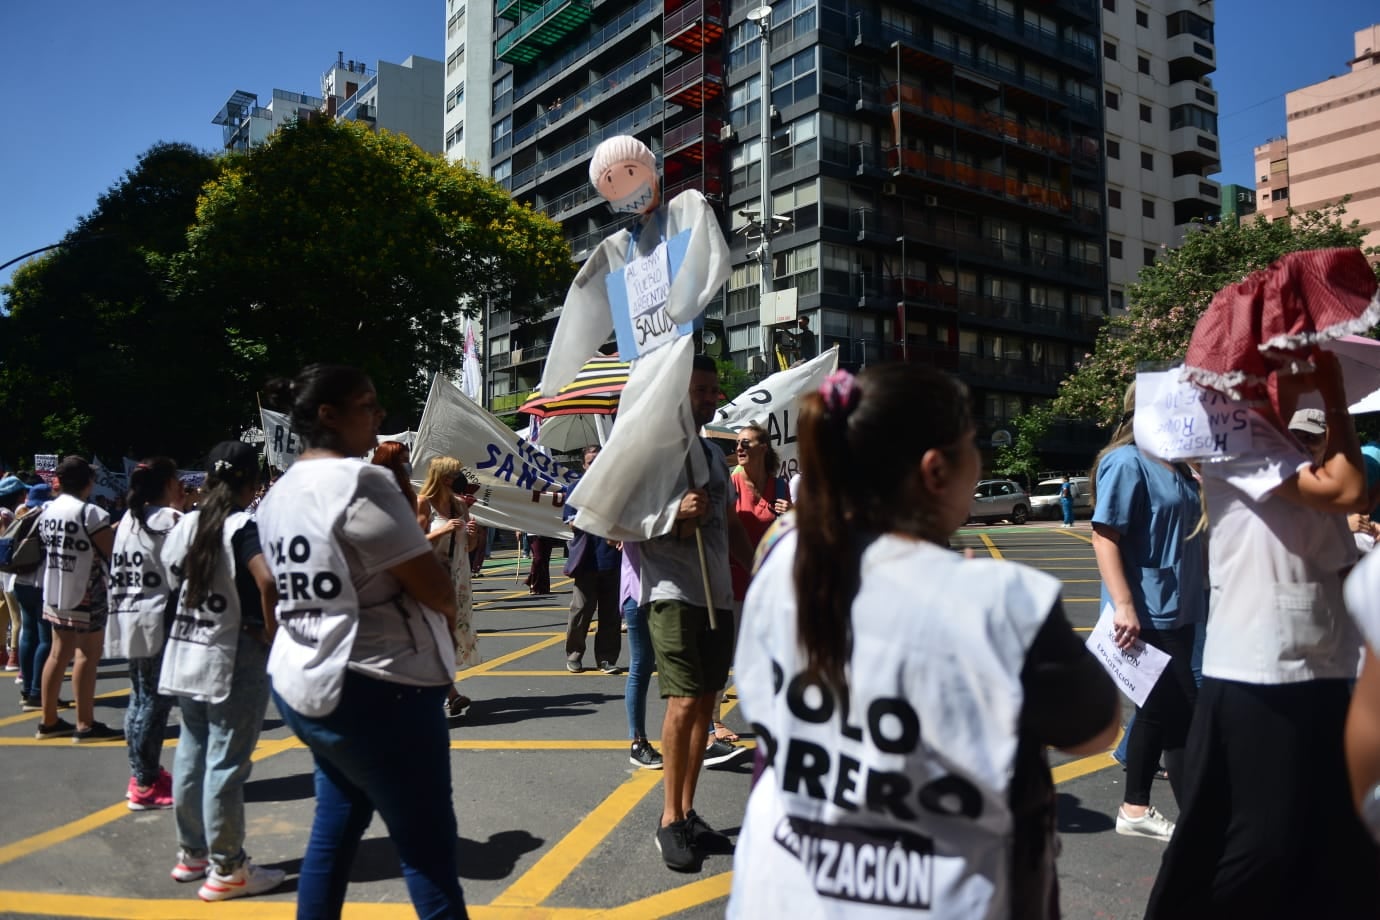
[{"left": 735, "top": 439, "right": 760, "bottom": 448}]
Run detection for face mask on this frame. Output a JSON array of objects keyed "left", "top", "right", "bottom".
[
  {"left": 608, "top": 181, "right": 656, "bottom": 214},
  {"left": 400, "top": 461, "right": 412, "bottom": 478}
]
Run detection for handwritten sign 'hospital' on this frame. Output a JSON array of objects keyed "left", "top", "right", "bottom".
[{"left": 1134, "top": 367, "right": 1250, "bottom": 461}]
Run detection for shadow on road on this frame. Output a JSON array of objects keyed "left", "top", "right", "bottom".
[
  {"left": 264, "top": 828, "right": 545, "bottom": 890},
  {"left": 461, "top": 692, "right": 621, "bottom": 727},
  {"left": 1057, "top": 792, "right": 1115, "bottom": 834}
]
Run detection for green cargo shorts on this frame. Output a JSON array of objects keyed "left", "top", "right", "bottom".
[{"left": 647, "top": 599, "right": 735, "bottom": 699}]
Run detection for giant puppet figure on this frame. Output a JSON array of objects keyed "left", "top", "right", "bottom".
[{"left": 539, "top": 135, "right": 730, "bottom": 542}]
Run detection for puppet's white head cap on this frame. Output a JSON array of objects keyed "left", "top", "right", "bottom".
[{"left": 588, "top": 135, "right": 657, "bottom": 188}]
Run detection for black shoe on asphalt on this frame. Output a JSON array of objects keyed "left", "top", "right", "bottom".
[
  {"left": 702, "top": 738, "right": 748, "bottom": 768},
  {"left": 35, "top": 717, "right": 75, "bottom": 740},
  {"left": 72, "top": 721, "right": 124, "bottom": 744},
  {"left": 598, "top": 660, "right": 621, "bottom": 674},
  {"left": 655, "top": 820, "right": 698, "bottom": 871},
  {"left": 630, "top": 739, "right": 664, "bottom": 770},
  {"left": 685, "top": 810, "right": 733, "bottom": 854},
  {"left": 19, "top": 694, "right": 41, "bottom": 712},
  {"left": 565, "top": 659, "right": 583, "bottom": 673}
]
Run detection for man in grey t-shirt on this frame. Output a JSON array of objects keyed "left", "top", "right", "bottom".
[{"left": 644, "top": 355, "right": 755, "bottom": 871}]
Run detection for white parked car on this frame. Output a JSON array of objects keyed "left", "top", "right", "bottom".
[
  {"left": 968, "top": 479, "right": 1030, "bottom": 525},
  {"left": 1030, "top": 477, "right": 1092, "bottom": 520}
]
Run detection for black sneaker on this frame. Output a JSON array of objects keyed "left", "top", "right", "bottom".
[
  {"left": 654, "top": 820, "right": 698, "bottom": 871},
  {"left": 20, "top": 694, "right": 41, "bottom": 712},
  {"left": 685, "top": 810, "right": 733, "bottom": 854},
  {"left": 598, "top": 660, "right": 621, "bottom": 674},
  {"left": 565, "top": 659, "right": 583, "bottom": 673},
  {"left": 630, "top": 740, "right": 664, "bottom": 770},
  {"left": 35, "top": 717, "right": 75, "bottom": 740},
  {"left": 444, "top": 695, "right": 471, "bottom": 720},
  {"left": 702, "top": 738, "right": 748, "bottom": 768},
  {"left": 72, "top": 721, "right": 124, "bottom": 744}
]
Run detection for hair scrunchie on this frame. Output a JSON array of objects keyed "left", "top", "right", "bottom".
[{"left": 820, "top": 369, "right": 859, "bottom": 417}]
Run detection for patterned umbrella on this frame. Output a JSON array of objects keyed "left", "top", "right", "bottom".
[{"left": 518, "top": 353, "right": 630, "bottom": 418}]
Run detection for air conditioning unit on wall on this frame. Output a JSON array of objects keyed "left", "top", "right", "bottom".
[{"left": 719, "top": 124, "right": 735, "bottom": 141}]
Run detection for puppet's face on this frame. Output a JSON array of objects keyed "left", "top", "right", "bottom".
[{"left": 595, "top": 159, "right": 660, "bottom": 214}]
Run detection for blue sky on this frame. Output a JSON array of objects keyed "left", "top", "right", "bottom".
[{"left": 2, "top": 1, "right": 1377, "bottom": 298}]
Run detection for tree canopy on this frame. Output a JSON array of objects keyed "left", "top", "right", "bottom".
[
  {"left": 996, "top": 202, "right": 1380, "bottom": 479},
  {"left": 0, "top": 120, "right": 575, "bottom": 466}
]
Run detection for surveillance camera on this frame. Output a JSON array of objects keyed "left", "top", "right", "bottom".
[
  {"left": 738, "top": 208, "right": 760, "bottom": 219},
  {"left": 770, "top": 214, "right": 793, "bottom": 225}
]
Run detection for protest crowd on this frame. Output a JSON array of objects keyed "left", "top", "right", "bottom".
[{"left": 6, "top": 133, "right": 1380, "bottom": 920}]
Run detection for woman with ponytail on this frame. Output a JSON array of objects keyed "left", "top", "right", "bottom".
[
  {"left": 729, "top": 364, "right": 1117, "bottom": 920},
  {"left": 106, "top": 458, "right": 183, "bottom": 810},
  {"left": 159, "top": 441, "right": 284, "bottom": 902},
  {"left": 257, "top": 364, "right": 466, "bottom": 919}
]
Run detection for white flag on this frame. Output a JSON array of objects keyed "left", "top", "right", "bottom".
[
  {"left": 260, "top": 408, "right": 303, "bottom": 470},
  {"left": 461, "top": 320, "right": 482, "bottom": 402}
]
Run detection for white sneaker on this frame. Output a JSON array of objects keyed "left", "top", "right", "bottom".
[
  {"left": 170, "top": 850, "right": 209, "bottom": 882},
  {"left": 1116, "top": 806, "right": 1175, "bottom": 841},
  {"left": 197, "top": 858, "right": 286, "bottom": 901}
]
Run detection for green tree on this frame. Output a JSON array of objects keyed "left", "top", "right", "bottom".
[
  {"left": 176, "top": 118, "right": 575, "bottom": 423},
  {"left": 996, "top": 202, "right": 1380, "bottom": 475},
  {"left": 0, "top": 142, "right": 226, "bottom": 462}
]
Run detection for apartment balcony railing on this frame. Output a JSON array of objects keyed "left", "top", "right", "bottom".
[
  {"left": 497, "top": 0, "right": 594, "bottom": 65},
  {"left": 665, "top": 56, "right": 725, "bottom": 109},
  {"left": 869, "top": 146, "right": 1073, "bottom": 215},
  {"left": 490, "top": 352, "right": 513, "bottom": 370},
  {"left": 489, "top": 309, "right": 512, "bottom": 328},
  {"left": 512, "top": 45, "right": 663, "bottom": 147},
  {"left": 513, "top": 0, "right": 660, "bottom": 103},
  {"left": 490, "top": 392, "right": 526, "bottom": 412},
  {"left": 863, "top": 275, "right": 1102, "bottom": 338},
  {"left": 569, "top": 216, "right": 630, "bottom": 260},
  {"left": 851, "top": 12, "right": 1098, "bottom": 122},
  {"left": 662, "top": 172, "right": 724, "bottom": 200},
  {"left": 665, "top": 0, "right": 725, "bottom": 52},
  {"left": 858, "top": 0, "right": 1096, "bottom": 70},
  {"left": 511, "top": 98, "right": 663, "bottom": 190},
  {"left": 542, "top": 183, "right": 605, "bottom": 222},
  {"left": 873, "top": 82, "right": 1074, "bottom": 158}
]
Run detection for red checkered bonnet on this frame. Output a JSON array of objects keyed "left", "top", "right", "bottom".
[{"left": 1183, "top": 248, "right": 1380, "bottom": 417}]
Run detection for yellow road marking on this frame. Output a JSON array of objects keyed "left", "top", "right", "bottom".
[
  {"left": 591, "top": 872, "right": 734, "bottom": 919},
  {"left": 978, "top": 534, "right": 1002, "bottom": 559},
  {"left": 0, "top": 894, "right": 604, "bottom": 918},
  {"left": 478, "top": 670, "right": 640, "bottom": 678},
  {"left": 456, "top": 636, "right": 565, "bottom": 681},
  {"left": 1061, "top": 529, "right": 1094, "bottom": 545},
  {"left": 0, "top": 737, "right": 299, "bottom": 868},
  {"left": 0, "top": 687, "right": 132, "bottom": 729},
  {"left": 478, "top": 631, "right": 565, "bottom": 638},
  {"left": 491, "top": 770, "right": 665, "bottom": 907}
]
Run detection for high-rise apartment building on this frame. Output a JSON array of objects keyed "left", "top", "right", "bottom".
[
  {"left": 1100, "top": 0, "right": 1219, "bottom": 311},
  {"left": 445, "top": 0, "right": 497, "bottom": 170},
  {"left": 1219, "top": 183, "right": 1257, "bottom": 225},
  {"left": 1254, "top": 24, "right": 1380, "bottom": 254},
  {"left": 214, "top": 53, "right": 444, "bottom": 155},
  {"left": 479, "top": 0, "right": 1110, "bottom": 465}
]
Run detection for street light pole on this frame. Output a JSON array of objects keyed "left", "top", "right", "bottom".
[{"left": 746, "top": 5, "right": 773, "bottom": 371}]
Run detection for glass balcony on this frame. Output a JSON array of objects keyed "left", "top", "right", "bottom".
[
  {"left": 870, "top": 147, "right": 1074, "bottom": 215},
  {"left": 512, "top": 45, "right": 662, "bottom": 147},
  {"left": 510, "top": 98, "right": 664, "bottom": 190},
  {"left": 513, "top": 0, "right": 660, "bottom": 103},
  {"left": 498, "top": 0, "right": 595, "bottom": 65},
  {"left": 873, "top": 82, "right": 1074, "bottom": 158}
]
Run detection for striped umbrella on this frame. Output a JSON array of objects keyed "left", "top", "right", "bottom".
[{"left": 518, "top": 353, "right": 630, "bottom": 418}]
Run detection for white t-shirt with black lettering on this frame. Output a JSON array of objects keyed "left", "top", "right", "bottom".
[
  {"left": 105, "top": 506, "right": 181, "bottom": 658},
  {"left": 39, "top": 493, "right": 112, "bottom": 616}
]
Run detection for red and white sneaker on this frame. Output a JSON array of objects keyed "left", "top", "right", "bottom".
[
  {"left": 171, "top": 850, "right": 210, "bottom": 882},
  {"left": 197, "top": 858, "right": 286, "bottom": 901},
  {"left": 128, "top": 782, "right": 174, "bottom": 811},
  {"left": 127, "top": 767, "right": 173, "bottom": 801}
]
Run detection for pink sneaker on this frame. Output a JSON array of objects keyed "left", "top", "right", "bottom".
[{"left": 129, "top": 782, "right": 173, "bottom": 811}]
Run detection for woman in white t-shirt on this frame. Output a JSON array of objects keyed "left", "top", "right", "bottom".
[
  {"left": 1147, "top": 351, "right": 1380, "bottom": 918},
  {"left": 106, "top": 458, "right": 183, "bottom": 811},
  {"left": 731, "top": 365, "right": 1118, "bottom": 919},
  {"left": 35, "top": 457, "right": 120, "bottom": 743},
  {"left": 258, "top": 364, "right": 466, "bottom": 919}
]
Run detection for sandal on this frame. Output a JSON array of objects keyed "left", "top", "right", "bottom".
[{"left": 712, "top": 721, "right": 739, "bottom": 743}]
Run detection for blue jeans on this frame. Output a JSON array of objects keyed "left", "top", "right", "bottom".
[
  {"left": 14, "top": 584, "right": 50, "bottom": 700},
  {"left": 127, "top": 652, "right": 175, "bottom": 786},
  {"left": 1061, "top": 497, "right": 1075, "bottom": 525},
  {"left": 623, "top": 598, "right": 656, "bottom": 740},
  {"left": 275, "top": 671, "right": 467, "bottom": 920},
  {"left": 174, "top": 634, "right": 270, "bottom": 871}
]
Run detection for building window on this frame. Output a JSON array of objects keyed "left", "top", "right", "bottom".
[
  {"left": 1108, "top": 188, "right": 1122, "bottom": 208},
  {"left": 1106, "top": 89, "right": 1120, "bottom": 110},
  {"left": 1103, "top": 0, "right": 1114, "bottom": 9},
  {"left": 491, "top": 114, "right": 512, "bottom": 158},
  {"left": 770, "top": 0, "right": 817, "bottom": 45},
  {"left": 1104, "top": 41, "right": 1117, "bottom": 60},
  {"left": 771, "top": 48, "right": 819, "bottom": 111},
  {"left": 771, "top": 114, "right": 819, "bottom": 174},
  {"left": 1141, "top": 151, "right": 1154, "bottom": 170},
  {"left": 445, "top": 124, "right": 464, "bottom": 150},
  {"left": 729, "top": 21, "right": 762, "bottom": 71},
  {"left": 1138, "top": 55, "right": 1151, "bottom": 75},
  {"left": 446, "top": 83, "right": 465, "bottom": 113},
  {"left": 1139, "top": 103, "right": 1152, "bottom": 123},
  {"left": 1167, "top": 11, "right": 1214, "bottom": 42},
  {"left": 1142, "top": 199, "right": 1155, "bottom": 218},
  {"left": 729, "top": 73, "right": 762, "bottom": 129},
  {"left": 773, "top": 179, "right": 820, "bottom": 233},
  {"left": 447, "top": 45, "right": 465, "bottom": 75},
  {"left": 729, "top": 137, "right": 762, "bottom": 195},
  {"left": 1272, "top": 187, "right": 1289, "bottom": 201},
  {"left": 1170, "top": 104, "right": 1219, "bottom": 135},
  {"left": 1135, "top": 8, "right": 1148, "bottom": 27},
  {"left": 1110, "top": 289, "right": 1125, "bottom": 312},
  {"left": 1110, "top": 239, "right": 1123, "bottom": 259},
  {"left": 1144, "top": 248, "right": 1156, "bottom": 266},
  {"left": 1108, "top": 139, "right": 1120, "bottom": 159}
]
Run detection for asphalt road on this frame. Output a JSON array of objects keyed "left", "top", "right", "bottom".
[{"left": 0, "top": 522, "right": 1164, "bottom": 919}]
